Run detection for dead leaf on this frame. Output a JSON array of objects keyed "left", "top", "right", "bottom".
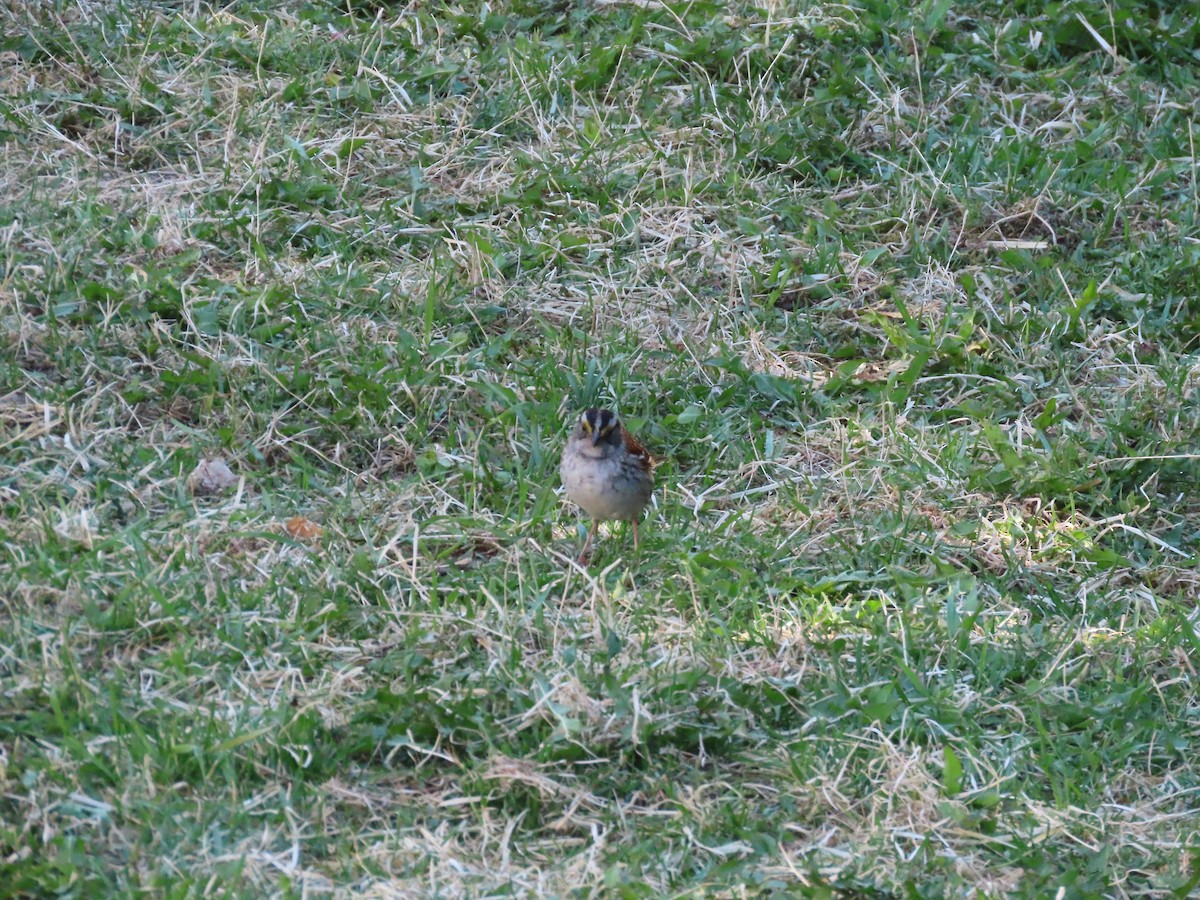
[
  {"left": 54, "top": 508, "right": 98, "bottom": 548},
  {"left": 853, "top": 359, "right": 909, "bottom": 383},
  {"left": 284, "top": 516, "right": 323, "bottom": 541},
  {"left": 188, "top": 458, "right": 237, "bottom": 495}
]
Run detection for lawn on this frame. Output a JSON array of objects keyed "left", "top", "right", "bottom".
[{"left": 2, "top": 1, "right": 1199, "bottom": 896}]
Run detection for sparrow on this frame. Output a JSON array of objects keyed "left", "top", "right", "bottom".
[{"left": 559, "top": 408, "right": 655, "bottom": 562}]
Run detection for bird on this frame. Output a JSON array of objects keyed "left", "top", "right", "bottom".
[{"left": 559, "top": 408, "right": 656, "bottom": 562}]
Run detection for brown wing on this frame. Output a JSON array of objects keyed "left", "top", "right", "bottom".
[{"left": 620, "top": 426, "right": 660, "bottom": 471}]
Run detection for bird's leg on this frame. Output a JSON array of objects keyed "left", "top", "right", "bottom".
[
  {"left": 578, "top": 521, "right": 596, "bottom": 564},
  {"left": 632, "top": 518, "right": 640, "bottom": 551}
]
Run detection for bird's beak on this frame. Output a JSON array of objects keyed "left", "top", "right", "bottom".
[{"left": 591, "top": 429, "right": 602, "bottom": 446}]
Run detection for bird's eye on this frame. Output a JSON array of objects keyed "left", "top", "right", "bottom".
[{"left": 580, "top": 416, "right": 592, "bottom": 433}]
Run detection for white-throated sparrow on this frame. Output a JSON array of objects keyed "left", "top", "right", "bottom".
[{"left": 560, "top": 408, "right": 656, "bottom": 561}]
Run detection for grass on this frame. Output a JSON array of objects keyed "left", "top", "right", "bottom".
[{"left": 1, "top": 0, "right": 1199, "bottom": 895}]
